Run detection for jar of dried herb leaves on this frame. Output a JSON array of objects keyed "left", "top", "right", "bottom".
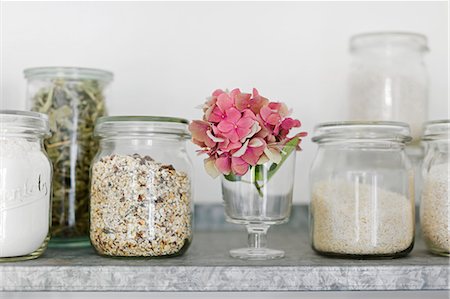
[
  {"left": 90, "top": 116, "right": 193, "bottom": 257},
  {"left": 24, "top": 67, "right": 113, "bottom": 246}
]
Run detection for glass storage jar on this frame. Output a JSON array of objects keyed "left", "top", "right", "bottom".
[
  {"left": 24, "top": 67, "right": 113, "bottom": 246},
  {"left": 348, "top": 32, "right": 429, "bottom": 143},
  {"left": 0, "top": 110, "right": 52, "bottom": 261},
  {"left": 310, "top": 121, "right": 415, "bottom": 258},
  {"left": 90, "top": 116, "right": 193, "bottom": 257},
  {"left": 420, "top": 120, "right": 450, "bottom": 256}
]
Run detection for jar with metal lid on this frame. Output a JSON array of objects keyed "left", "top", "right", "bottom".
[
  {"left": 0, "top": 110, "right": 52, "bottom": 261},
  {"left": 420, "top": 120, "right": 449, "bottom": 256},
  {"left": 24, "top": 67, "right": 113, "bottom": 246},
  {"left": 348, "top": 32, "right": 429, "bottom": 143},
  {"left": 310, "top": 121, "right": 415, "bottom": 258},
  {"left": 90, "top": 116, "right": 193, "bottom": 257}
]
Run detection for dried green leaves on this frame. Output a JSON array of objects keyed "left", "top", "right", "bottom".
[{"left": 31, "top": 78, "right": 107, "bottom": 239}]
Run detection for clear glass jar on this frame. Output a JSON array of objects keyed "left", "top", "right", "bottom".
[
  {"left": 90, "top": 116, "right": 193, "bottom": 257},
  {"left": 310, "top": 121, "right": 415, "bottom": 258},
  {"left": 24, "top": 67, "right": 113, "bottom": 246},
  {"left": 0, "top": 110, "right": 52, "bottom": 261},
  {"left": 420, "top": 120, "right": 450, "bottom": 256},
  {"left": 348, "top": 32, "right": 429, "bottom": 143}
]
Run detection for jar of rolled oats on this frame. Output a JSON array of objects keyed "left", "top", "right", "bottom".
[{"left": 90, "top": 116, "right": 193, "bottom": 257}]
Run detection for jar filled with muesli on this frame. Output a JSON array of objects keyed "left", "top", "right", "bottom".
[{"left": 90, "top": 116, "right": 193, "bottom": 257}]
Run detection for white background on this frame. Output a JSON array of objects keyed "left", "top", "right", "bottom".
[{"left": 1, "top": 1, "right": 448, "bottom": 205}]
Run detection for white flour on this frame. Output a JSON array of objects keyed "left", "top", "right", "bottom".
[{"left": 0, "top": 138, "right": 51, "bottom": 258}]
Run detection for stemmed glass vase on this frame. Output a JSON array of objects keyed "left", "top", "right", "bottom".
[{"left": 221, "top": 147, "right": 297, "bottom": 260}]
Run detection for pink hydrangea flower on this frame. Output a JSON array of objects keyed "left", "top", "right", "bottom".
[
  {"left": 216, "top": 108, "right": 256, "bottom": 143},
  {"left": 190, "top": 88, "right": 307, "bottom": 177}
]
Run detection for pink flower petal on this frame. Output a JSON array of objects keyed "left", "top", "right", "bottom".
[
  {"left": 241, "top": 152, "right": 258, "bottom": 166},
  {"left": 235, "top": 93, "right": 252, "bottom": 111},
  {"left": 237, "top": 117, "right": 254, "bottom": 129},
  {"left": 264, "top": 147, "right": 282, "bottom": 164},
  {"left": 260, "top": 106, "right": 272, "bottom": 122},
  {"left": 230, "top": 88, "right": 241, "bottom": 99},
  {"left": 231, "top": 157, "right": 249, "bottom": 176},
  {"left": 225, "top": 130, "right": 240, "bottom": 143},
  {"left": 212, "top": 89, "right": 225, "bottom": 97},
  {"left": 224, "top": 107, "right": 241, "bottom": 123},
  {"left": 248, "top": 137, "right": 265, "bottom": 148},
  {"left": 204, "top": 157, "right": 220, "bottom": 178},
  {"left": 236, "top": 126, "right": 251, "bottom": 140},
  {"left": 232, "top": 140, "right": 249, "bottom": 157},
  {"left": 206, "top": 130, "right": 224, "bottom": 143},
  {"left": 257, "top": 154, "right": 269, "bottom": 165},
  {"left": 189, "top": 120, "right": 211, "bottom": 143},
  {"left": 217, "top": 93, "right": 234, "bottom": 112},
  {"left": 242, "top": 109, "right": 256, "bottom": 120},
  {"left": 267, "top": 114, "right": 281, "bottom": 125},
  {"left": 217, "top": 121, "right": 235, "bottom": 133},
  {"left": 242, "top": 122, "right": 261, "bottom": 141},
  {"left": 215, "top": 155, "right": 231, "bottom": 175}
]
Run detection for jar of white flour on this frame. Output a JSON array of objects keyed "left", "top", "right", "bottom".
[{"left": 0, "top": 110, "right": 52, "bottom": 261}]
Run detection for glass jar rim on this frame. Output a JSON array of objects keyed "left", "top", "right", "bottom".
[
  {"left": 422, "top": 119, "right": 450, "bottom": 141},
  {"left": 312, "top": 121, "right": 412, "bottom": 143},
  {"left": 0, "top": 109, "right": 50, "bottom": 137},
  {"left": 24, "top": 66, "right": 113, "bottom": 82},
  {"left": 350, "top": 31, "right": 429, "bottom": 52},
  {"left": 95, "top": 115, "right": 190, "bottom": 139}
]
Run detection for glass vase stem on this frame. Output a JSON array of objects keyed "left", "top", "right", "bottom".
[{"left": 247, "top": 225, "right": 269, "bottom": 250}]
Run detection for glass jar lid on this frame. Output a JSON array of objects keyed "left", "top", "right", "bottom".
[
  {"left": 24, "top": 66, "right": 113, "bottom": 82},
  {"left": 422, "top": 120, "right": 450, "bottom": 141},
  {"left": 312, "top": 121, "right": 412, "bottom": 143},
  {"left": 350, "top": 32, "right": 428, "bottom": 53},
  {"left": 94, "top": 116, "right": 190, "bottom": 139},
  {"left": 0, "top": 110, "right": 50, "bottom": 137}
]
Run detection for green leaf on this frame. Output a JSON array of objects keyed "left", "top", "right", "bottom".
[
  {"left": 253, "top": 164, "right": 265, "bottom": 181},
  {"left": 267, "top": 137, "right": 299, "bottom": 181},
  {"left": 223, "top": 173, "right": 242, "bottom": 182}
]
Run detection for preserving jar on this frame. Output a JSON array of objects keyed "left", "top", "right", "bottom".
[
  {"left": 0, "top": 110, "right": 52, "bottom": 261},
  {"left": 90, "top": 116, "right": 193, "bottom": 257},
  {"left": 310, "top": 121, "right": 415, "bottom": 258},
  {"left": 24, "top": 67, "right": 113, "bottom": 246},
  {"left": 420, "top": 120, "right": 450, "bottom": 256},
  {"left": 348, "top": 32, "right": 429, "bottom": 142}
]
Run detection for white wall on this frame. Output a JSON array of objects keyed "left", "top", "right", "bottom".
[{"left": 1, "top": 1, "right": 448, "bottom": 203}]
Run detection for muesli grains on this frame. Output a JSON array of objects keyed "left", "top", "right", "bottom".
[
  {"left": 311, "top": 180, "right": 414, "bottom": 256},
  {"left": 421, "top": 163, "right": 450, "bottom": 254},
  {"left": 90, "top": 153, "right": 192, "bottom": 257}
]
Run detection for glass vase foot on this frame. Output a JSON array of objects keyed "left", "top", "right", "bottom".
[{"left": 229, "top": 248, "right": 284, "bottom": 260}]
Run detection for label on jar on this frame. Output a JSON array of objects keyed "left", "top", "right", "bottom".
[{"left": 0, "top": 174, "right": 49, "bottom": 212}]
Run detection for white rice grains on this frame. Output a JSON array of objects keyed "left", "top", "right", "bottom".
[
  {"left": 311, "top": 180, "right": 414, "bottom": 256},
  {"left": 421, "top": 163, "right": 450, "bottom": 255}
]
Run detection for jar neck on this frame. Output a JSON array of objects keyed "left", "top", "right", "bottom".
[
  {"left": 426, "top": 140, "right": 449, "bottom": 153},
  {"left": 1, "top": 134, "right": 45, "bottom": 143},
  {"left": 317, "top": 140, "right": 407, "bottom": 150},
  {"left": 353, "top": 47, "right": 424, "bottom": 61},
  {"left": 99, "top": 136, "right": 187, "bottom": 149}
]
